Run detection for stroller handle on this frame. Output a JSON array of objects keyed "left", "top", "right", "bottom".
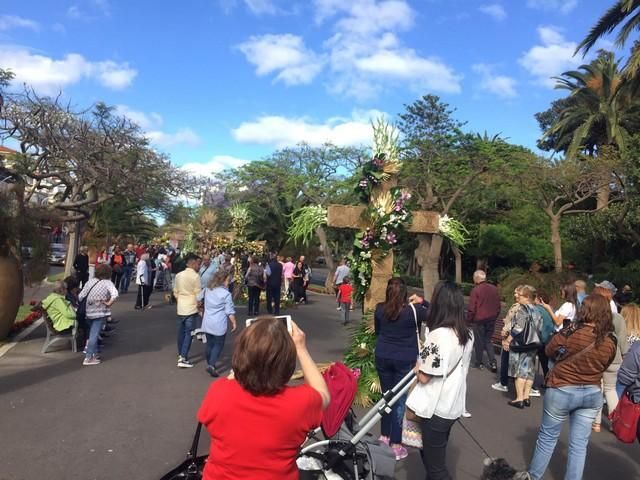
[{"left": 357, "top": 367, "right": 417, "bottom": 428}]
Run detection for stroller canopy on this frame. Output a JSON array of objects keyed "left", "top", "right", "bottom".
[{"left": 321, "top": 362, "right": 358, "bottom": 437}]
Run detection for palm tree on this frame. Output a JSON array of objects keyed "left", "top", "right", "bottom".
[
  {"left": 576, "top": 0, "right": 640, "bottom": 77},
  {"left": 545, "top": 51, "right": 640, "bottom": 160}
]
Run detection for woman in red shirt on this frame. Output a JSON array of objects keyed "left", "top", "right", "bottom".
[
  {"left": 197, "top": 317, "right": 330, "bottom": 480},
  {"left": 338, "top": 276, "right": 353, "bottom": 325}
]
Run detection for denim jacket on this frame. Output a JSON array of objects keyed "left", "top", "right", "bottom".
[{"left": 618, "top": 341, "right": 640, "bottom": 403}]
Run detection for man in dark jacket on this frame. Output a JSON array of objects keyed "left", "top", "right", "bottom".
[
  {"left": 468, "top": 270, "right": 501, "bottom": 372},
  {"left": 265, "top": 253, "right": 284, "bottom": 315},
  {"left": 73, "top": 246, "right": 90, "bottom": 288}
]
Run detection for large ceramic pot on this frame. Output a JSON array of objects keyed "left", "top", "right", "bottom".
[{"left": 0, "top": 255, "right": 23, "bottom": 340}]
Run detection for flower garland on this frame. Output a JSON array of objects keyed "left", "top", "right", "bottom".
[{"left": 349, "top": 121, "right": 413, "bottom": 303}]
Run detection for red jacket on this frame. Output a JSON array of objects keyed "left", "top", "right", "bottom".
[{"left": 467, "top": 282, "right": 501, "bottom": 323}]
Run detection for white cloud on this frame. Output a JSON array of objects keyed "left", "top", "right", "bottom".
[
  {"left": 236, "top": 0, "right": 461, "bottom": 98},
  {"left": 0, "top": 46, "right": 137, "bottom": 93},
  {"left": 244, "top": 0, "right": 278, "bottom": 15},
  {"left": 94, "top": 61, "right": 137, "bottom": 89},
  {"left": 354, "top": 49, "right": 462, "bottom": 94},
  {"left": 526, "top": 0, "right": 578, "bottom": 15},
  {"left": 114, "top": 105, "right": 163, "bottom": 130},
  {"left": 146, "top": 128, "right": 201, "bottom": 148},
  {"left": 322, "top": 1, "right": 460, "bottom": 99},
  {"left": 237, "top": 34, "right": 324, "bottom": 85},
  {"left": 519, "top": 26, "right": 581, "bottom": 88},
  {"left": 314, "top": 0, "right": 413, "bottom": 34},
  {"left": 0, "top": 15, "right": 40, "bottom": 31},
  {"left": 479, "top": 4, "right": 507, "bottom": 21},
  {"left": 232, "top": 109, "right": 386, "bottom": 148},
  {"left": 472, "top": 64, "right": 517, "bottom": 98},
  {"left": 115, "top": 105, "right": 201, "bottom": 148},
  {"left": 181, "top": 155, "right": 251, "bottom": 177}
]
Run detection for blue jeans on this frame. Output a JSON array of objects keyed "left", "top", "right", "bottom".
[
  {"left": 206, "top": 333, "right": 226, "bottom": 368},
  {"left": 375, "top": 356, "right": 414, "bottom": 444},
  {"left": 121, "top": 265, "right": 133, "bottom": 292},
  {"left": 528, "top": 385, "right": 602, "bottom": 480},
  {"left": 86, "top": 317, "right": 106, "bottom": 357},
  {"left": 177, "top": 314, "right": 198, "bottom": 359}
]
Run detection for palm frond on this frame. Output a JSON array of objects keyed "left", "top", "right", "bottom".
[{"left": 576, "top": 1, "right": 633, "bottom": 55}]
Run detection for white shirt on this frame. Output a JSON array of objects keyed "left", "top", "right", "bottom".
[
  {"left": 610, "top": 299, "right": 618, "bottom": 315},
  {"left": 136, "top": 260, "right": 149, "bottom": 285},
  {"left": 406, "top": 327, "right": 474, "bottom": 420},
  {"left": 554, "top": 302, "right": 576, "bottom": 331},
  {"left": 78, "top": 278, "right": 119, "bottom": 319},
  {"left": 334, "top": 265, "right": 350, "bottom": 285}
]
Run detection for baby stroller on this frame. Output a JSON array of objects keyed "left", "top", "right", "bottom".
[
  {"left": 160, "top": 363, "right": 415, "bottom": 480},
  {"left": 297, "top": 362, "right": 416, "bottom": 480}
]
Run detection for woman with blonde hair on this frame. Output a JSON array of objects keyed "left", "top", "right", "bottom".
[
  {"left": 621, "top": 303, "right": 640, "bottom": 346},
  {"left": 506, "top": 285, "right": 542, "bottom": 409}
]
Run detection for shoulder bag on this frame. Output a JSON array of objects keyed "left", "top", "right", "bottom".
[
  {"left": 160, "top": 423, "right": 206, "bottom": 479},
  {"left": 403, "top": 345, "right": 464, "bottom": 449},
  {"left": 408, "top": 303, "right": 423, "bottom": 351},
  {"left": 609, "top": 389, "right": 640, "bottom": 443},
  {"left": 510, "top": 305, "right": 542, "bottom": 352}
]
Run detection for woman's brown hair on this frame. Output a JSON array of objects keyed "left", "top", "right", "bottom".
[
  {"left": 576, "top": 294, "right": 613, "bottom": 343},
  {"left": 381, "top": 277, "right": 407, "bottom": 321},
  {"left": 94, "top": 263, "right": 112, "bottom": 280},
  {"left": 232, "top": 316, "right": 296, "bottom": 396}
]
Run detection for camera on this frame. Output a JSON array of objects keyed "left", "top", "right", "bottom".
[{"left": 245, "top": 315, "right": 293, "bottom": 334}]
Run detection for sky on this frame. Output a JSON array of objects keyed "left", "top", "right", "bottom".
[{"left": 0, "top": 0, "right": 627, "bottom": 177}]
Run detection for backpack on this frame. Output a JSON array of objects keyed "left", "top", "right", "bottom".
[{"left": 537, "top": 305, "right": 556, "bottom": 344}]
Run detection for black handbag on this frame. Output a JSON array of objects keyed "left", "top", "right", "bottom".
[
  {"left": 510, "top": 305, "right": 542, "bottom": 352},
  {"left": 160, "top": 423, "right": 208, "bottom": 480}
]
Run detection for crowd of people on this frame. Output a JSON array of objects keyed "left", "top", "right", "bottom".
[{"left": 40, "top": 244, "right": 640, "bottom": 478}]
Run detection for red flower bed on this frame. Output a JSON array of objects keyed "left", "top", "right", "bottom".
[{"left": 10, "top": 303, "right": 43, "bottom": 335}]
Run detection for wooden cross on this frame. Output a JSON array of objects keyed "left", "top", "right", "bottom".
[{"left": 327, "top": 179, "right": 439, "bottom": 312}]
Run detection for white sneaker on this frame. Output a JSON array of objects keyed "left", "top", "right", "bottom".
[
  {"left": 83, "top": 355, "right": 101, "bottom": 366},
  {"left": 462, "top": 410, "right": 472, "bottom": 418},
  {"left": 177, "top": 357, "right": 194, "bottom": 368},
  {"left": 336, "top": 307, "right": 342, "bottom": 311},
  {"left": 491, "top": 382, "right": 508, "bottom": 392},
  {"left": 529, "top": 388, "right": 541, "bottom": 397}
]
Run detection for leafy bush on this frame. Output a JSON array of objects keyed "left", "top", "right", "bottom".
[
  {"left": 497, "top": 271, "right": 579, "bottom": 305},
  {"left": 593, "top": 260, "right": 640, "bottom": 302},
  {"left": 400, "top": 274, "right": 422, "bottom": 288},
  {"left": 460, "top": 282, "right": 474, "bottom": 296}
]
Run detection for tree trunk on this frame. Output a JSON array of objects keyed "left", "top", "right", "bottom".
[
  {"left": 550, "top": 215, "right": 563, "bottom": 273},
  {"left": 452, "top": 245, "right": 462, "bottom": 284},
  {"left": 415, "top": 234, "right": 443, "bottom": 300},
  {"left": 0, "top": 255, "right": 23, "bottom": 340},
  {"left": 64, "top": 221, "right": 82, "bottom": 277},
  {"left": 315, "top": 225, "right": 336, "bottom": 293}
]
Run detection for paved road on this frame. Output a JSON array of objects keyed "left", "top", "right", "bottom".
[{"left": 1, "top": 289, "right": 638, "bottom": 480}]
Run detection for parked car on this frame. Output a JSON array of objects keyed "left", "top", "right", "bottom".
[
  {"left": 315, "top": 256, "right": 326, "bottom": 265},
  {"left": 49, "top": 244, "right": 66, "bottom": 265}
]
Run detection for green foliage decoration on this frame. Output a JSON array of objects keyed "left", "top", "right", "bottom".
[
  {"left": 288, "top": 205, "right": 328, "bottom": 246},
  {"left": 343, "top": 312, "right": 382, "bottom": 407}
]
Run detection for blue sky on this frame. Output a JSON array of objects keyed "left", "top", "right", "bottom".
[{"left": 0, "top": 0, "right": 626, "bottom": 176}]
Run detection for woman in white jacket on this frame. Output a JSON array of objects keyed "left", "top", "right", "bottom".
[
  {"left": 135, "top": 253, "right": 151, "bottom": 310},
  {"left": 406, "top": 281, "right": 474, "bottom": 480}
]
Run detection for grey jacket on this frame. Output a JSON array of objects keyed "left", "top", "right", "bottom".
[{"left": 618, "top": 341, "right": 640, "bottom": 403}]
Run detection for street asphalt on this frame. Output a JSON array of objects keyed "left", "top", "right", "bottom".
[{"left": 0, "top": 288, "right": 638, "bottom": 480}]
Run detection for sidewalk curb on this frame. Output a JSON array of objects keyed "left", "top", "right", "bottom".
[{"left": 0, "top": 318, "right": 44, "bottom": 359}]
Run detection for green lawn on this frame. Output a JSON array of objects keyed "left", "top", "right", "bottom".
[
  {"left": 14, "top": 305, "right": 32, "bottom": 324},
  {"left": 47, "top": 272, "right": 65, "bottom": 283}
]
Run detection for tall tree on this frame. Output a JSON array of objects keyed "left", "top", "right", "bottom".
[
  {"left": 576, "top": 0, "right": 640, "bottom": 77},
  {"left": 529, "top": 156, "right": 623, "bottom": 272},
  {"left": 398, "top": 95, "right": 530, "bottom": 297},
  {"left": 0, "top": 90, "right": 202, "bottom": 274}
]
